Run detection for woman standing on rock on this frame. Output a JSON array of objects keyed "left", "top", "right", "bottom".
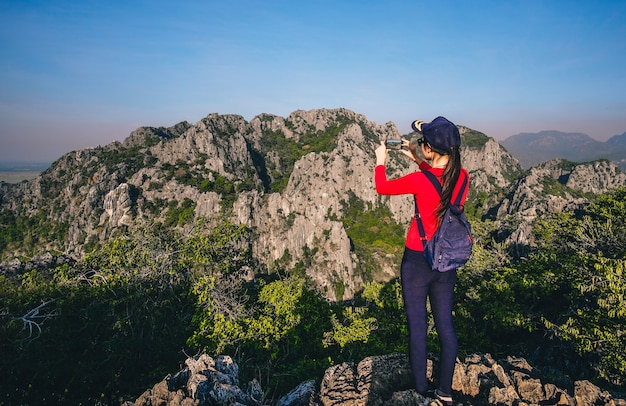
[{"left": 374, "top": 116, "right": 469, "bottom": 405}]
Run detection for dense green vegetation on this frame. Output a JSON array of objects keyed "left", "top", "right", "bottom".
[
  {"left": 341, "top": 191, "right": 406, "bottom": 282},
  {"left": 1, "top": 188, "right": 625, "bottom": 404},
  {"left": 257, "top": 123, "right": 343, "bottom": 193},
  {"left": 460, "top": 129, "right": 490, "bottom": 149},
  {"left": 0, "top": 208, "right": 69, "bottom": 258}
]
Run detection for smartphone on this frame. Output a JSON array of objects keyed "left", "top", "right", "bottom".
[{"left": 385, "top": 139, "right": 403, "bottom": 150}]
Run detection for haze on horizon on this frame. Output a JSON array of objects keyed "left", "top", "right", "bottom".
[{"left": 1, "top": 1, "right": 625, "bottom": 164}]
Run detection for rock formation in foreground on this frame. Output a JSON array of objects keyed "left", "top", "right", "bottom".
[{"left": 124, "top": 353, "right": 625, "bottom": 406}]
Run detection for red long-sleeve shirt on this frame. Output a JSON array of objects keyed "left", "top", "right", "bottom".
[{"left": 375, "top": 162, "right": 470, "bottom": 251}]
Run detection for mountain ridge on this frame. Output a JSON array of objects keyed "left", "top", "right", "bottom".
[
  {"left": 1, "top": 108, "right": 625, "bottom": 301},
  {"left": 3, "top": 127, "right": 625, "bottom": 179},
  {"left": 501, "top": 130, "right": 626, "bottom": 169}
]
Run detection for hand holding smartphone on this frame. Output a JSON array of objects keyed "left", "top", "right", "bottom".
[{"left": 385, "top": 139, "right": 403, "bottom": 150}]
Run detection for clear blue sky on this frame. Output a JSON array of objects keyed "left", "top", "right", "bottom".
[{"left": 1, "top": 0, "right": 625, "bottom": 163}]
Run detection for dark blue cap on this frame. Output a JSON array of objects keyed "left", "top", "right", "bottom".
[{"left": 411, "top": 116, "right": 460, "bottom": 153}]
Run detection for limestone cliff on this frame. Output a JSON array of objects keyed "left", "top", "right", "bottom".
[{"left": 1, "top": 108, "right": 624, "bottom": 300}]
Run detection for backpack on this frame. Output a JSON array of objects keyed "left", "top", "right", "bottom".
[{"left": 414, "top": 170, "right": 473, "bottom": 272}]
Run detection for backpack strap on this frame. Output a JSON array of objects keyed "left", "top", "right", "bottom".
[
  {"left": 421, "top": 170, "right": 442, "bottom": 196},
  {"left": 452, "top": 173, "right": 468, "bottom": 208},
  {"left": 414, "top": 171, "right": 468, "bottom": 241},
  {"left": 414, "top": 197, "right": 428, "bottom": 241}
]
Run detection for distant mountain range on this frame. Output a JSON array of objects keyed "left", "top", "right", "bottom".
[
  {"left": 500, "top": 130, "right": 626, "bottom": 170},
  {"left": 0, "top": 161, "right": 51, "bottom": 171}
]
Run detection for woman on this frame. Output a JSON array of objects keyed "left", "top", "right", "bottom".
[{"left": 374, "top": 116, "right": 469, "bottom": 405}]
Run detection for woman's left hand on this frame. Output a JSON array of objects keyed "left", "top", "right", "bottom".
[{"left": 399, "top": 140, "right": 423, "bottom": 165}]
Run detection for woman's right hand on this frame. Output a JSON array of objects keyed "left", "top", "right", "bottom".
[{"left": 375, "top": 141, "right": 388, "bottom": 166}]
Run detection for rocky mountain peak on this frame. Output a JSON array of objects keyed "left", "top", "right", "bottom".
[{"left": 1, "top": 108, "right": 625, "bottom": 301}]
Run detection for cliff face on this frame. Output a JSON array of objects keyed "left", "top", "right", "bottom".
[{"left": 1, "top": 108, "right": 625, "bottom": 300}]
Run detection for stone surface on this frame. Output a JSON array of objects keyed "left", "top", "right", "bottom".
[{"left": 125, "top": 353, "right": 626, "bottom": 406}]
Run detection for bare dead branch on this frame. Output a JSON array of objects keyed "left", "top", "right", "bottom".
[{"left": 12, "top": 299, "right": 57, "bottom": 340}]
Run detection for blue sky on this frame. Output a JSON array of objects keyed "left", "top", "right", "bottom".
[{"left": 1, "top": 0, "right": 625, "bottom": 163}]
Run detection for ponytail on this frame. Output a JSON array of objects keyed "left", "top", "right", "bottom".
[{"left": 435, "top": 146, "right": 462, "bottom": 225}]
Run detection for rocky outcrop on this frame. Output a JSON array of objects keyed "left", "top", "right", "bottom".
[
  {"left": 124, "top": 354, "right": 263, "bottom": 406},
  {"left": 491, "top": 158, "right": 626, "bottom": 249},
  {"left": 126, "top": 353, "right": 625, "bottom": 406},
  {"left": 0, "top": 252, "right": 77, "bottom": 276},
  {"left": 496, "top": 159, "right": 626, "bottom": 220},
  {"left": 459, "top": 129, "right": 522, "bottom": 190},
  {"left": 565, "top": 159, "right": 626, "bottom": 193},
  {"left": 103, "top": 183, "right": 134, "bottom": 227}
]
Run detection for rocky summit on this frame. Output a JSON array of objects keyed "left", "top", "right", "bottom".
[{"left": 125, "top": 352, "right": 625, "bottom": 406}]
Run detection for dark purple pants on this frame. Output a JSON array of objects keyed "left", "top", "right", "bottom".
[{"left": 400, "top": 247, "right": 458, "bottom": 395}]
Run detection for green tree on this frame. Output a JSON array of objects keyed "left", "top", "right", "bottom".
[
  {"left": 534, "top": 187, "right": 626, "bottom": 386},
  {"left": 0, "top": 221, "right": 196, "bottom": 405}
]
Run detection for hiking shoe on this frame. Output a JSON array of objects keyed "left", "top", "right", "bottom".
[{"left": 429, "top": 389, "right": 453, "bottom": 406}]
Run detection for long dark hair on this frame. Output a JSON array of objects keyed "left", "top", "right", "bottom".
[{"left": 435, "top": 146, "right": 462, "bottom": 225}]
